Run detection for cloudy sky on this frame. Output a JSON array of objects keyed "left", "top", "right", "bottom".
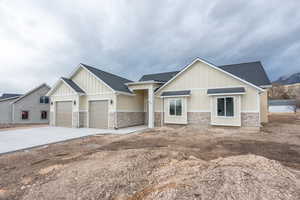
[{"left": 1, "top": 0, "right": 300, "bottom": 93}]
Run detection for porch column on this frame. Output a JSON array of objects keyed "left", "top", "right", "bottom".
[{"left": 148, "top": 86, "right": 155, "bottom": 128}]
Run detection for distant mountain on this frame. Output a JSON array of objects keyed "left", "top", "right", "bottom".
[{"left": 274, "top": 72, "right": 300, "bottom": 85}]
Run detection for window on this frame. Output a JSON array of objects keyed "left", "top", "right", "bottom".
[
  {"left": 217, "top": 97, "right": 234, "bottom": 117},
  {"left": 21, "top": 111, "right": 29, "bottom": 120},
  {"left": 41, "top": 111, "right": 47, "bottom": 120},
  {"left": 169, "top": 99, "right": 182, "bottom": 116},
  {"left": 40, "top": 96, "right": 49, "bottom": 104}
]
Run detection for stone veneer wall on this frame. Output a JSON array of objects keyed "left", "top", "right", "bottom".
[
  {"left": 241, "top": 112, "right": 260, "bottom": 127},
  {"left": 72, "top": 112, "right": 79, "bottom": 128},
  {"left": 116, "top": 112, "right": 145, "bottom": 128},
  {"left": 79, "top": 111, "right": 87, "bottom": 128},
  {"left": 109, "top": 112, "right": 115, "bottom": 129},
  {"left": 154, "top": 112, "right": 163, "bottom": 127},
  {"left": 187, "top": 112, "right": 211, "bottom": 126}
]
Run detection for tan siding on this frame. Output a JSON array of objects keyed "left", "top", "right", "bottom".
[
  {"left": 260, "top": 90, "right": 268, "bottom": 123},
  {"left": 156, "top": 61, "right": 259, "bottom": 112},
  {"left": 117, "top": 90, "right": 144, "bottom": 112},
  {"left": 71, "top": 67, "right": 112, "bottom": 94}
]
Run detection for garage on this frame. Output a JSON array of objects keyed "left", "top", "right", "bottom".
[
  {"left": 269, "top": 99, "right": 296, "bottom": 113},
  {"left": 56, "top": 101, "right": 72, "bottom": 127},
  {"left": 89, "top": 100, "right": 108, "bottom": 129}
]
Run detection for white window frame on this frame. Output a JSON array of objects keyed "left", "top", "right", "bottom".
[
  {"left": 216, "top": 96, "right": 234, "bottom": 118},
  {"left": 169, "top": 98, "right": 182, "bottom": 116}
]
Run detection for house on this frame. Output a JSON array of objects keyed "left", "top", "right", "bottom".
[
  {"left": 47, "top": 58, "right": 271, "bottom": 129},
  {"left": 0, "top": 84, "right": 51, "bottom": 127},
  {"left": 269, "top": 99, "right": 296, "bottom": 113}
]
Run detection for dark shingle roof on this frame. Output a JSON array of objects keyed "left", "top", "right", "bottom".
[
  {"left": 139, "top": 71, "right": 180, "bottom": 82},
  {"left": 269, "top": 99, "right": 296, "bottom": 106},
  {"left": 81, "top": 63, "right": 133, "bottom": 93},
  {"left": 218, "top": 61, "right": 271, "bottom": 87},
  {"left": 0, "top": 93, "right": 22, "bottom": 100},
  {"left": 161, "top": 90, "right": 191, "bottom": 97},
  {"left": 207, "top": 87, "right": 245, "bottom": 95},
  {"left": 61, "top": 77, "right": 85, "bottom": 93}
]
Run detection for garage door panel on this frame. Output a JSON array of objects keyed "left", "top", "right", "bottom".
[
  {"left": 89, "top": 100, "right": 108, "bottom": 129},
  {"left": 56, "top": 101, "right": 72, "bottom": 127}
]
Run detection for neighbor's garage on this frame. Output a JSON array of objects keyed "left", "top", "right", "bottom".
[
  {"left": 268, "top": 99, "right": 296, "bottom": 113},
  {"left": 89, "top": 100, "right": 108, "bottom": 129},
  {"left": 56, "top": 101, "right": 72, "bottom": 127}
]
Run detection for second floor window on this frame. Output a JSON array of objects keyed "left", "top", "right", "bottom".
[{"left": 40, "top": 96, "right": 49, "bottom": 104}]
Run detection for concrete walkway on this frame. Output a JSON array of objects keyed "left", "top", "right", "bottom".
[{"left": 0, "top": 126, "right": 147, "bottom": 155}]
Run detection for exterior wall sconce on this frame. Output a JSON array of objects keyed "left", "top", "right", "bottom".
[
  {"left": 110, "top": 99, "right": 113, "bottom": 104},
  {"left": 50, "top": 101, "right": 53, "bottom": 105},
  {"left": 73, "top": 100, "right": 76, "bottom": 105}
]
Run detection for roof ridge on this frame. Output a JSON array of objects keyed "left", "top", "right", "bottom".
[
  {"left": 219, "top": 61, "right": 261, "bottom": 67},
  {"left": 80, "top": 63, "right": 133, "bottom": 82},
  {"left": 142, "top": 70, "right": 180, "bottom": 76}
]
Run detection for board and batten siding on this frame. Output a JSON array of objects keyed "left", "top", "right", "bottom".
[
  {"left": 155, "top": 60, "right": 260, "bottom": 126},
  {"left": 72, "top": 67, "right": 112, "bottom": 94},
  {"left": 155, "top": 61, "right": 259, "bottom": 113}
]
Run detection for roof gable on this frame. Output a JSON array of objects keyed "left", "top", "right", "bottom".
[
  {"left": 80, "top": 63, "right": 133, "bottom": 93},
  {"left": 13, "top": 83, "right": 50, "bottom": 104},
  {"left": 155, "top": 58, "right": 265, "bottom": 93}
]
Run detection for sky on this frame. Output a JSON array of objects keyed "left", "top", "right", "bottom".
[{"left": 1, "top": 0, "right": 300, "bottom": 94}]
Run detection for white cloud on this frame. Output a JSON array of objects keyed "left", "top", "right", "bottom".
[{"left": 0, "top": 0, "right": 300, "bottom": 93}]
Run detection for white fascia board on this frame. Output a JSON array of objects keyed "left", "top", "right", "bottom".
[
  {"left": 46, "top": 79, "right": 63, "bottom": 96},
  {"left": 155, "top": 58, "right": 264, "bottom": 94}
]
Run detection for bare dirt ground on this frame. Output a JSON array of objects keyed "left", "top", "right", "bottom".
[{"left": 0, "top": 113, "right": 300, "bottom": 200}]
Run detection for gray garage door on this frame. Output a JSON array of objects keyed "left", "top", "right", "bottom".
[
  {"left": 56, "top": 101, "right": 72, "bottom": 127},
  {"left": 89, "top": 100, "right": 108, "bottom": 129}
]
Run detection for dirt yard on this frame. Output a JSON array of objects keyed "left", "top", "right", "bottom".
[{"left": 0, "top": 114, "right": 300, "bottom": 200}]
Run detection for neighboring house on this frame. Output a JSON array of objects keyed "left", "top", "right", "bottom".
[
  {"left": 269, "top": 99, "right": 296, "bottom": 113},
  {"left": 0, "top": 93, "right": 22, "bottom": 100},
  {"left": 47, "top": 58, "right": 271, "bottom": 129},
  {"left": 0, "top": 84, "right": 51, "bottom": 126}
]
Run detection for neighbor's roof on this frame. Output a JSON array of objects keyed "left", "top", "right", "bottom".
[
  {"left": 218, "top": 61, "right": 271, "bottom": 87},
  {"left": 269, "top": 99, "right": 296, "bottom": 106},
  {"left": 0, "top": 93, "right": 22, "bottom": 100},
  {"left": 139, "top": 71, "right": 180, "bottom": 82},
  {"left": 81, "top": 63, "right": 133, "bottom": 93},
  {"left": 161, "top": 90, "right": 191, "bottom": 97},
  {"left": 61, "top": 77, "right": 85, "bottom": 94},
  {"left": 13, "top": 83, "right": 51, "bottom": 104},
  {"left": 207, "top": 87, "right": 246, "bottom": 95}
]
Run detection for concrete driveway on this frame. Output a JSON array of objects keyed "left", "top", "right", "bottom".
[{"left": 0, "top": 126, "right": 147, "bottom": 155}]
